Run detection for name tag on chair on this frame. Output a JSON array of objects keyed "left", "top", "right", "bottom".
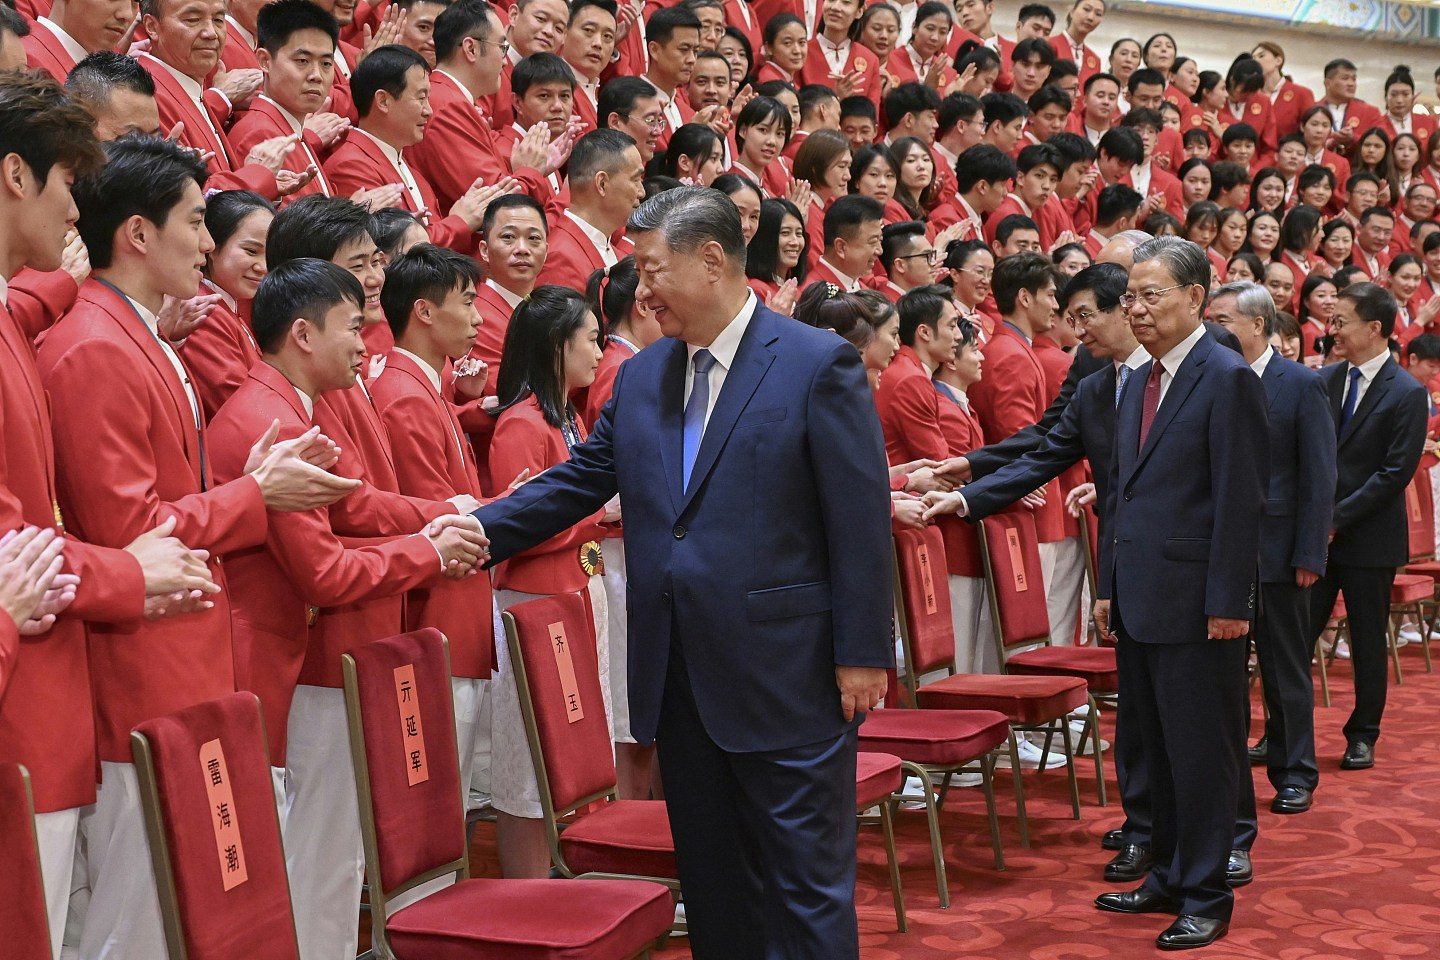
[
  {"left": 394, "top": 665, "right": 430, "bottom": 786},
  {"left": 198, "top": 739, "right": 248, "bottom": 891},
  {"left": 1005, "top": 528, "right": 1029, "bottom": 592},
  {"left": 549, "top": 621, "right": 586, "bottom": 723},
  {"left": 917, "top": 544, "right": 937, "bottom": 615}
]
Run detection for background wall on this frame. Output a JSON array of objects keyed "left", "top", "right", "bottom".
[{"left": 988, "top": 0, "right": 1440, "bottom": 107}]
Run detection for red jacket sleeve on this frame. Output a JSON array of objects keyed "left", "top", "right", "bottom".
[
  {"left": 876, "top": 374, "right": 949, "bottom": 464},
  {"left": 7, "top": 268, "right": 79, "bottom": 342}
]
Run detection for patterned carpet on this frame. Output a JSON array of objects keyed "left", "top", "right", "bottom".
[{"left": 450, "top": 643, "right": 1440, "bottom": 958}]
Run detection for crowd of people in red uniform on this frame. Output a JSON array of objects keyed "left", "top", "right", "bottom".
[{"left": 0, "top": 0, "right": 1437, "bottom": 955}]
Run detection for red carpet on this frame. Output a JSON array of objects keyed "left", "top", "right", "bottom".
[{"left": 449, "top": 645, "right": 1440, "bottom": 958}]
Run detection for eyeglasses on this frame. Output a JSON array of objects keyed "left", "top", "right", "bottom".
[
  {"left": 1119, "top": 283, "right": 1191, "bottom": 310},
  {"left": 1067, "top": 307, "right": 1104, "bottom": 327},
  {"left": 623, "top": 113, "right": 667, "bottom": 132},
  {"left": 1329, "top": 316, "right": 1372, "bottom": 330},
  {"left": 473, "top": 37, "right": 511, "bottom": 57},
  {"left": 897, "top": 249, "right": 941, "bottom": 266},
  {"left": 954, "top": 266, "right": 993, "bottom": 281}
]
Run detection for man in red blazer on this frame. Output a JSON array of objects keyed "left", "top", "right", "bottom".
[
  {"left": 324, "top": 43, "right": 496, "bottom": 253},
  {"left": 21, "top": 0, "right": 133, "bottom": 80},
  {"left": 563, "top": 0, "right": 619, "bottom": 134},
  {"left": 472, "top": 193, "right": 548, "bottom": 389},
  {"left": 223, "top": 0, "right": 264, "bottom": 72},
  {"left": 408, "top": 0, "right": 564, "bottom": 212},
  {"left": 642, "top": 5, "right": 700, "bottom": 152},
  {"left": 544, "top": 128, "right": 644, "bottom": 291},
  {"left": 480, "top": 0, "right": 567, "bottom": 127},
  {"left": 38, "top": 135, "right": 358, "bottom": 960},
  {"left": 493, "top": 52, "right": 580, "bottom": 199},
  {"left": 0, "top": 75, "right": 224, "bottom": 957},
  {"left": 809, "top": 194, "right": 884, "bottom": 293}
]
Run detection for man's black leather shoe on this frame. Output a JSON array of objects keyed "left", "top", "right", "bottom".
[
  {"left": 1271, "top": 786, "right": 1313, "bottom": 814},
  {"left": 1226, "top": 849, "right": 1252, "bottom": 887},
  {"left": 1104, "top": 844, "right": 1154, "bottom": 882},
  {"left": 1094, "top": 888, "right": 1181, "bottom": 915},
  {"left": 1156, "top": 916, "right": 1229, "bottom": 950},
  {"left": 1340, "top": 741, "right": 1374, "bottom": 770},
  {"left": 1101, "top": 828, "right": 1126, "bottom": 851},
  {"left": 1248, "top": 737, "right": 1268, "bottom": 765}
]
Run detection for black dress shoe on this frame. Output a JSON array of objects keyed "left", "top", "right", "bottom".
[
  {"left": 1156, "top": 916, "right": 1229, "bottom": 950},
  {"left": 1226, "top": 849, "right": 1252, "bottom": 887},
  {"left": 1248, "top": 737, "right": 1268, "bottom": 765},
  {"left": 1104, "top": 844, "right": 1154, "bottom": 882},
  {"left": 1101, "top": 828, "right": 1126, "bottom": 851},
  {"left": 1094, "top": 888, "right": 1181, "bottom": 915},
  {"left": 1340, "top": 741, "right": 1374, "bottom": 770},
  {"left": 1271, "top": 785, "right": 1313, "bottom": 814}
]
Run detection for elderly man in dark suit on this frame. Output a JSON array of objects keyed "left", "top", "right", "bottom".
[
  {"left": 1306, "top": 282, "right": 1428, "bottom": 771},
  {"left": 1092, "top": 236, "right": 1268, "bottom": 950},
  {"left": 470, "top": 186, "right": 894, "bottom": 960}
]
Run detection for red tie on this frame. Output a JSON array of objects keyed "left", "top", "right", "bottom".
[{"left": 1138, "top": 361, "right": 1163, "bottom": 450}]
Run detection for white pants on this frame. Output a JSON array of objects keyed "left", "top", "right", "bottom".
[
  {"left": 284, "top": 685, "right": 364, "bottom": 960},
  {"left": 34, "top": 807, "right": 79, "bottom": 960},
  {"left": 1040, "top": 537, "right": 1085, "bottom": 646},
  {"left": 949, "top": 574, "right": 998, "bottom": 675},
  {"left": 467, "top": 601, "right": 506, "bottom": 807},
  {"left": 76, "top": 762, "right": 164, "bottom": 960},
  {"left": 600, "top": 538, "right": 634, "bottom": 743}
]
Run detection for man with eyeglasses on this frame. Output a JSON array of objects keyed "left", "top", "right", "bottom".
[
  {"left": 1307, "top": 282, "right": 1427, "bottom": 772},
  {"left": 878, "top": 220, "right": 939, "bottom": 302},
  {"left": 599, "top": 74, "right": 665, "bottom": 163},
  {"left": 477, "top": 0, "right": 567, "bottom": 127}
]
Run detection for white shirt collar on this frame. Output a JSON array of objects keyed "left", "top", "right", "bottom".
[
  {"left": 486, "top": 278, "right": 525, "bottom": 309},
  {"left": 818, "top": 257, "right": 861, "bottom": 292},
  {"left": 37, "top": 18, "right": 88, "bottom": 63},
  {"left": 393, "top": 345, "right": 443, "bottom": 393},
  {"left": 200, "top": 278, "right": 238, "bottom": 314},
  {"left": 1121, "top": 344, "right": 1149, "bottom": 370},
  {"left": 564, "top": 210, "right": 614, "bottom": 259},
  {"left": 226, "top": 15, "right": 256, "bottom": 50},
  {"left": 957, "top": 195, "right": 982, "bottom": 226},
  {"left": 1350, "top": 347, "right": 1389, "bottom": 382},
  {"left": 1153, "top": 322, "right": 1206, "bottom": 377},
  {"left": 258, "top": 94, "right": 305, "bottom": 135},
  {"left": 292, "top": 383, "right": 315, "bottom": 418},
  {"left": 934, "top": 378, "right": 970, "bottom": 412},
  {"left": 434, "top": 68, "right": 476, "bottom": 105},
  {"left": 687, "top": 291, "right": 757, "bottom": 369},
  {"left": 352, "top": 126, "right": 406, "bottom": 166},
  {"left": 1250, "top": 344, "right": 1274, "bottom": 377},
  {"left": 933, "top": 141, "right": 958, "bottom": 168},
  {"left": 142, "top": 52, "right": 208, "bottom": 103}
]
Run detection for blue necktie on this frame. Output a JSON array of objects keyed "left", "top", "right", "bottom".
[
  {"left": 1338, "top": 365, "right": 1362, "bottom": 436},
  {"left": 683, "top": 349, "right": 716, "bottom": 490},
  {"left": 1115, "top": 364, "right": 1131, "bottom": 409}
]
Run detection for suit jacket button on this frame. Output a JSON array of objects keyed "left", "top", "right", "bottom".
[
  {"left": 673, "top": 525, "right": 686, "bottom": 539},
  {"left": 662, "top": 592, "right": 672, "bottom": 604}
]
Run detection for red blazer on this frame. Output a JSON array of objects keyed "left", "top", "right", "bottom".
[
  {"left": 984, "top": 194, "right": 1038, "bottom": 245},
  {"left": 322, "top": 129, "right": 477, "bottom": 254},
  {"left": 1216, "top": 93, "right": 1277, "bottom": 163},
  {"left": 1381, "top": 113, "right": 1435, "bottom": 157},
  {"left": 926, "top": 197, "right": 984, "bottom": 243},
  {"left": 886, "top": 45, "right": 957, "bottom": 94},
  {"left": 1037, "top": 194, "right": 1077, "bottom": 249},
  {"left": 1124, "top": 165, "right": 1186, "bottom": 223},
  {"left": 228, "top": 96, "right": 334, "bottom": 201},
  {"left": 583, "top": 336, "right": 642, "bottom": 429},
  {"left": 1352, "top": 245, "right": 1392, "bottom": 284},
  {"left": 14, "top": 0, "right": 52, "bottom": 20},
  {"left": 7, "top": 268, "right": 79, "bottom": 342},
  {"left": 751, "top": 0, "right": 820, "bottom": 37},
  {"left": 20, "top": 20, "right": 75, "bottom": 80},
  {"left": 573, "top": 84, "right": 600, "bottom": 134},
  {"left": 1033, "top": 336, "right": 1085, "bottom": 538},
  {"left": 477, "top": 61, "right": 515, "bottom": 133},
  {"left": 207, "top": 362, "right": 442, "bottom": 761},
  {"left": 180, "top": 286, "right": 260, "bottom": 420},
  {"left": 36, "top": 279, "right": 269, "bottom": 762},
  {"left": 723, "top": 0, "right": 763, "bottom": 61},
  {"left": 805, "top": 256, "right": 862, "bottom": 294},
  {"left": 406, "top": 70, "right": 553, "bottom": 213},
  {"left": 800, "top": 38, "right": 882, "bottom": 109},
  {"left": 543, "top": 212, "right": 633, "bottom": 293},
  {"left": 1267, "top": 80, "right": 1314, "bottom": 138},
  {"left": 221, "top": 18, "right": 261, "bottom": 73},
  {"left": 140, "top": 54, "right": 280, "bottom": 199},
  {"left": 469, "top": 281, "right": 521, "bottom": 394},
  {"left": 0, "top": 299, "right": 147, "bottom": 812},
  {"left": 928, "top": 384, "right": 984, "bottom": 577},
  {"left": 1048, "top": 32, "right": 1101, "bottom": 82},
  {"left": 1329, "top": 98, "right": 1383, "bottom": 142},
  {"left": 370, "top": 350, "right": 496, "bottom": 679},
  {"left": 487, "top": 396, "right": 606, "bottom": 594}
]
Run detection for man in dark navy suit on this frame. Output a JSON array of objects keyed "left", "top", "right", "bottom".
[
  {"left": 1091, "top": 237, "right": 1268, "bottom": 950},
  {"left": 1306, "top": 282, "right": 1428, "bottom": 771},
  {"left": 1208, "top": 282, "right": 1336, "bottom": 834},
  {"left": 469, "top": 186, "right": 894, "bottom": 959}
]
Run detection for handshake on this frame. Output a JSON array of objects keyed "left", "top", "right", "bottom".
[{"left": 421, "top": 508, "right": 491, "bottom": 579}]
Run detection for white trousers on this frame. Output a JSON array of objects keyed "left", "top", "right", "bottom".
[
  {"left": 949, "top": 574, "right": 998, "bottom": 675},
  {"left": 34, "top": 807, "right": 79, "bottom": 960},
  {"left": 76, "top": 763, "right": 164, "bottom": 960},
  {"left": 600, "top": 538, "right": 634, "bottom": 743},
  {"left": 284, "top": 685, "right": 364, "bottom": 960},
  {"left": 1040, "top": 537, "right": 1085, "bottom": 646}
]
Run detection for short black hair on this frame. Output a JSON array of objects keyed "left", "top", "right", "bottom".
[
  {"left": 880, "top": 219, "right": 926, "bottom": 272},
  {"left": 1339, "top": 280, "right": 1399, "bottom": 337},
  {"left": 1128, "top": 67, "right": 1165, "bottom": 92},
  {"left": 1047, "top": 131, "right": 1095, "bottom": 167},
  {"left": 1096, "top": 183, "right": 1142, "bottom": 228},
  {"left": 1296, "top": 163, "right": 1336, "bottom": 194},
  {"left": 1407, "top": 332, "right": 1440, "bottom": 362},
  {"left": 1360, "top": 205, "right": 1396, "bottom": 226},
  {"left": 495, "top": 284, "right": 595, "bottom": 426},
  {"left": 1225, "top": 56, "right": 1263, "bottom": 96},
  {"left": 1324, "top": 58, "right": 1356, "bottom": 79},
  {"left": 256, "top": 0, "right": 340, "bottom": 56},
  {"left": 1028, "top": 85, "right": 1071, "bottom": 115},
  {"left": 991, "top": 251, "right": 1057, "bottom": 316},
  {"left": 981, "top": 91, "right": 1029, "bottom": 128},
  {"left": 1278, "top": 204, "right": 1323, "bottom": 255},
  {"left": 1182, "top": 128, "right": 1211, "bottom": 150},
  {"left": 266, "top": 194, "right": 375, "bottom": 267},
  {"left": 1346, "top": 170, "right": 1382, "bottom": 193},
  {"left": 74, "top": 135, "right": 207, "bottom": 270},
  {"left": 434, "top": 0, "right": 495, "bottom": 62},
  {"left": 1047, "top": 58, "right": 1078, "bottom": 85},
  {"left": 839, "top": 94, "right": 877, "bottom": 124},
  {"left": 799, "top": 83, "right": 838, "bottom": 119},
  {"left": 1083, "top": 71, "right": 1121, "bottom": 95},
  {"left": 251, "top": 257, "right": 364, "bottom": 354},
  {"left": 735, "top": 95, "right": 793, "bottom": 148},
  {"left": 569, "top": 0, "right": 619, "bottom": 24},
  {"left": 1018, "top": 3, "right": 1056, "bottom": 26},
  {"left": 599, "top": 75, "right": 659, "bottom": 128},
  {"left": 1221, "top": 122, "right": 1257, "bottom": 147},
  {"left": 381, "top": 242, "right": 482, "bottom": 337},
  {"left": 883, "top": 82, "right": 942, "bottom": 129},
  {"left": 1061, "top": 260, "right": 1128, "bottom": 312},
  {"left": 1012, "top": 36, "right": 1055, "bottom": 67},
  {"left": 1097, "top": 127, "right": 1143, "bottom": 165},
  {"left": 913, "top": 0, "right": 953, "bottom": 30},
  {"left": 954, "top": 143, "right": 1017, "bottom": 194},
  {"left": 994, "top": 214, "right": 1039, "bottom": 247},
  {"left": 65, "top": 51, "right": 156, "bottom": 107},
  {"left": 512, "top": 51, "right": 576, "bottom": 97},
  {"left": 1121, "top": 107, "right": 1161, "bottom": 133},
  {"left": 747, "top": 197, "right": 809, "bottom": 283},
  {"left": 1015, "top": 143, "right": 1062, "bottom": 174},
  {"left": 205, "top": 190, "right": 276, "bottom": 253},
  {"left": 646, "top": 5, "right": 701, "bottom": 47},
  {"left": 350, "top": 44, "right": 428, "bottom": 118},
  {"left": 570, "top": 127, "right": 638, "bottom": 184},
  {"left": 1210, "top": 160, "right": 1251, "bottom": 198},
  {"left": 823, "top": 194, "right": 883, "bottom": 248},
  {"left": 369, "top": 207, "right": 426, "bottom": 255},
  {"left": 480, "top": 192, "right": 547, "bottom": 237},
  {"left": 897, "top": 283, "right": 953, "bottom": 346}
]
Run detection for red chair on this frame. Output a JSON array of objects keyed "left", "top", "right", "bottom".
[
  {"left": 978, "top": 513, "right": 1119, "bottom": 807},
  {"left": 0, "top": 763, "right": 52, "bottom": 960},
  {"left": 853, "top": 752, "right": 907, "bottom": 932},
  {"left": 1391, "top": 573, "right": 1434, "bottom": 675},
  {"left": 892, "top": 526, "right": 1088, "bottom": 848},
  {"left": 130, "top": 692, "right": 300, "bottom": 960},
  {"left": 342, "top": 628, "right": 674, "bottom": 959}
]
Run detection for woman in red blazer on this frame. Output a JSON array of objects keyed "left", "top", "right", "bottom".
[
  {"left": 731, "top": 94, "right": 795, "bottom": 197},
  {"left": 184, "top": 191, "right": 275, "bottom": 420},
  {"left": 800, "top": 0, "right": 881, "bottom": 109},
  {"left": 850, "top": 144, "right": 911, "bottom": 224},
  {"left": 486, "top": 285, "right": 614, "bottom": 879},
  {"left": 745, "top": 197, "right": 808, "bottom": 311},
  {"left": 756, "top": 12, "right": 807, "bottom": 86}
]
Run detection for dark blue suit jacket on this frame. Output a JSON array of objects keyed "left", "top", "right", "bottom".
[
  {"left": 1257, "top": 355, "right": 1335, "bottom": 583},
  {"left": 1323, "top": 355, "right": 1428, "bottom": 569},
  {"left": 1100, "top": 331, "right": 1268, "bottom": 644},
  {"left": 475, "top": 304, "right": 894, "bottom": 752}
]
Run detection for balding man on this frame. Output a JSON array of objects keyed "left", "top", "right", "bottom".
[{"left": 472, "top": 186, "right": 893, "bottom": 960}]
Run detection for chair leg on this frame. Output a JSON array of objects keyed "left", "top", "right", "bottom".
[
  {"left": 901, "top": 762, "right": 949, "bottom": 908},
  {"left": 1416, "top": 602, "right": 1433, "bottom": 672},
  {"left": 878, "top": 800, "right": 907, "bottom": 933},
  {"left": 980, "top": 753, "right": 1005, "bottom": 871},
  {"left": 1087, "top": 694, "right": 1107, "bottom": 807},
  {"left": 1057, "top": 718, "right": 1081, "bottom": 820},
  {"left": 936, "top": 770, "right": 953, "bottom": 811},
  {"left": 1006, "top": 729, "right": 1030, "bottom": 849}
]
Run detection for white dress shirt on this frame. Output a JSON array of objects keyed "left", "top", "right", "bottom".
[
  {"left": 0, "top": 274, "right": 10, "bottom": 308},
  {"left": 292, "top": 383, "right": 315, "bottom": 419},
  {"left": 1150, "top": 322, "right": 1206, "bottom": 406},
  {"left": 1249, "top": 344, "right": 1274, "bottom": 378},
  {"left": 895, "top": 1, "right": 917, "bottom": 43},
  {"left": 817, "top": 258, "right": 861, "bottom": 292},
  {"left": 684, "top": 291, "right": 757, "bottom": 435},
  {"left": 1341, "top": 347, "right": 1390, "bottom": 412},
  {"left": 128, "top": 296, "right": 202, "bottom": 430},
  {"left": 142, "top": 54, "right": 230, "bottom": 152},
  {"left": 486, "top": 278, "right": 525, "bottom": 310},
  {"left": 36, "top": 18, "right": 88, "bottom": 64},
  {"left": 393, "top": 346, "right": 468, "bottom": 459},
  {"left": 564, "top": 210, "right": 619, "bottom": 267},
  {"left": 257, "top": 95, "right": 332, "bottom": 194},
  {"left": 818, "top": 36, "right": 850, "bottom": 75},
  {"left": 226, "top": 15, "right": 256, "bottom": 52}
]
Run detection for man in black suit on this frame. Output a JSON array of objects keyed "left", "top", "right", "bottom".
[
  {"left": 1307, "top": 282, "right": 1428, "bottom": 771},
  {"left": 1092, "top": 237, "right": 1268, "bottom": 950},
  {"left": 1209, "top": 282, "right": 1335, "bottom": 827}
]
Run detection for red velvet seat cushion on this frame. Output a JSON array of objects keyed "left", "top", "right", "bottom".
[
  {"left": 557, "top": 800, "right": 677, "bottom": 879},
  {"left": 1392, "top": 574, "right": 1432, "bottom": 603},
  {"left": 858, "top": 710, "right": 1009, "bottom": 766},
  {"left": 1006, "top": 647, "right": 1119, "bottom": 692},
  {"left": 916, "top": 674, "right": 1087, "bottom": 725},
  {"left": 1404, "top": 560, "right": 1440, "bottom": 579},
  {"left": 855, "top": 752, "right": 903, "bottom": 809},
  {"left": 387, "top": 877, "right": 673, "bottom": 960}
]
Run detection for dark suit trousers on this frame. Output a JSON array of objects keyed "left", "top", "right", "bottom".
[
  {"left": 657, "top": 637, "right": 860, "bottom": 960},
  {"left": 1115, "top": 621, "right": 1248, "bottom": 921},
  {"left": 1113, "top": 664, "right": 1152, "bottom": 846},
  {"left": 1255, "top": 580, "right": 1320, "bottom": 790},
  {"left": 1308, "top": 563, "right": 1397, "bottom": 746}
]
